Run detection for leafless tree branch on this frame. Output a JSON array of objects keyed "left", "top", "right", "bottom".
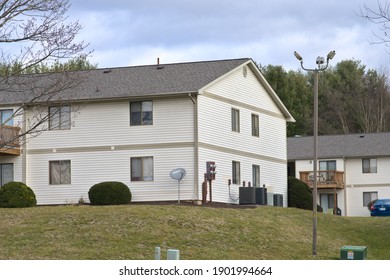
[{"left": 0, "top": 0, "right": 91, "bottom": 150}]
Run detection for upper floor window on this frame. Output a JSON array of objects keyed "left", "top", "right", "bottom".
[
  {"left": 362, "top": 158, "right": 377, "bottom": 173},
  {"left": 0, "top": 109, "right": 13, "bottom": 126},
  {"left": 130, "top": 101, "right": 153, "bottom": 126},
  {"left": 251, "top": 114, "right": 259, "bottom": 137},
  {"left": 319, "top": 160, "right": 336, "bottom": 181},
  {"left": 49, "top": 160, "right": 71, "bottom": 185},
  {"left": 49, "top": 106, "right": 71, "bottom": 130},
  {"left": 131, "top": 156, "right": 154, "bottom": 181},
  {"left": 231, "top": 108, "right": 240, "bottom": 132}
]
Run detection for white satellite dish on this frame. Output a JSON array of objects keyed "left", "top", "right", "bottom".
[
  {"left": 170, "top": 168, "right": 186, "bottom": 181},
  {"left": 170, "top": 168, "right": 186, "bottom": 203}
]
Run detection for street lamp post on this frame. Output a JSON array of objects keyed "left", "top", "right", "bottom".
[{"left": 294, "top": 50, "right": 335, "bottom": 256}]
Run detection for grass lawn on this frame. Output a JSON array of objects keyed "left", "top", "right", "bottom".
[{"left": 0, "top": 203, "right": 389, "bottom": 260}]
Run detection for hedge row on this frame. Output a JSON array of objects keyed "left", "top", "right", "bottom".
[{"left": 0, "top": 181, "right": 132, "bottom": 208}]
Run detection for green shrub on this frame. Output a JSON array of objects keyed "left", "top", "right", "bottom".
[
  {"left": 88, "top": 181, "right": 132, "bottom": 205},
  {"left": 288, "top": 176, "right": 313, "bottom": 210},
  {"left": 0, "top": 181, "right": 37, "bottom": 208}
]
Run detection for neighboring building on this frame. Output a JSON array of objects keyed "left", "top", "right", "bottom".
[
  {"left": 288, "top": 133, "right": 390, "bottom": 216},
  {"left": 0, "top": 58, "right": 294, "bottom": 205}
]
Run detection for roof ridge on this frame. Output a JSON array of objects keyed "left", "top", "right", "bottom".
[{"left": 95, "top": 57, "right": 251, "bottom": 72}]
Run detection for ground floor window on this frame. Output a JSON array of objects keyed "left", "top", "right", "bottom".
[
  {"left": 252, "top": 164, "right": 260, "bottom": 187},
  {"left": 363, "top": 191, "right": 378, "bottom": 207},
  {"left": 232, "top": 161, "right": 240, "bottom": 185},
  {"left": 0, "top": 163, "right": 13, "bottom": 186},
  {"left": 131, "top": 157, "right": 154, "bottom": 181},
  {"left": 49, "top": 160, "right": 71, "bottom": 184},
  {"left": 320, "top": 193, "right": 337, "bottom": 213}
]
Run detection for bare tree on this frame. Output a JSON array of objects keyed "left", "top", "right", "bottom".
[
  {"left": 0, "top": 0, "right": 90, "bottom": 152},
  {"left": 360, "top": 1, "right": 390, "bottom": 48}
]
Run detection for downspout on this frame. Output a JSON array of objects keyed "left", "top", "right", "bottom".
[
  {"left": 188, "top": 93, "right": 199, "bottom": 203},
  {"left": 343, "top": 157, "right": 347, "bottom": 216},
  {"left": 22, "top": 106, "right": 27, "bottom": 184}
]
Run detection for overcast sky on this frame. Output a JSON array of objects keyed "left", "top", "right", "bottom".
[{"left": 68, "top": 0, "right": 390, "bottom": 72}]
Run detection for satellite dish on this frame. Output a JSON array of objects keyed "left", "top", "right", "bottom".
[
  {"left": 170, "top": 168, "right": 186, "bottom": 204},
  {"left": 170, "top": 168, "right": 186, "bottom": 181}
]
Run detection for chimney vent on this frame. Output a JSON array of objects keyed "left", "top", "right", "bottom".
[{"left": 157, "top": 57, "right": 164, "bottom": 69}]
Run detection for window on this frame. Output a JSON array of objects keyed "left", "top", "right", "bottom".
[
  {"left": 319, "top": 160, "right": 336, "bottom": 181},
  {"left": 362, "top": 158, "right": 377, "bottom": 173},
  {"left": 320, "top": 193, "right": 337, "bottom": 213},
  {"left": 363, "top": 191, "right": 378, "bottom": 207},
  {"left": 232, "top": 161, "right": 240, "bottom": 185},
  {"left": 251, "top": 114, "right": 259, "bottom": 137},
  {"left": 131, "top": 157, "right": 154, "bottom": 181},
  {"left": 0, "top": 109, "right": 13, "bottom": 126},
  {"left": 231, "top": 108, "right": 240, "bottom": 132},
  {"left": 0, "top": 163, "right": 13, "bottom": 186},
  {"left": 130, "top": 101, "right": 153, "bottom": 126},
  {"left": 49, "top": 160, "right": 71, "bottom": 184},
  {"left": 49, "top": 106, "right": 71, "bottom": 130},
  {"left": 252, "top": 164, "right": 260, "bottom": 187}
]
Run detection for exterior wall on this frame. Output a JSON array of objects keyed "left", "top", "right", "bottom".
[
  {"left": 1, "top": 64, "right": 291, "bottom": 206},
  {"left": 345, "top": 185, "right": 390, "bottom": 217},
  {"left": 293, "top": 158, "right": 346, "bottom": 215},
  {"left": 27, "top": 147, "right": 195, "bottom": 205},
  {"left": 345, "top": 157, "right": 390, "bottom": 216},
  {"left": 23, "top": 97, "right": 196, "bottom": 204},
  {"left": 27, "top": 98, "right": 195, "bottom": 149},
  {"left": 294, "top": 157, "right": 390, "bottom": 216},
  {"left": 0, "top": 155, "right": 23, "bottom": 182},
  {"left": 294, "top": 158, "right": 345, "bottom": 179},
  {"left": 197, "top": 65, "right": 288, "bottom": 206}
]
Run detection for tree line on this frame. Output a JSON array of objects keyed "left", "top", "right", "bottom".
[{"left": 259, "top": 60, "right": 390, "bottom": 137}]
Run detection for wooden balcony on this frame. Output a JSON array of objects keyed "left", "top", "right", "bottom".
[
  {"left": 0, "top": 126, "right": 21, "bottom": 156},
  {"left": 299, "top": 170, "right": 344, "bottom": 189}
]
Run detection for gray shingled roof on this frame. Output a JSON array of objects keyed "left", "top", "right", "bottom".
[
  {"left": 0, "top": 58, "right": 250, "bottom": 104},
  {"left": 288, "top": 133, "right": 390, "bottom": 160}
]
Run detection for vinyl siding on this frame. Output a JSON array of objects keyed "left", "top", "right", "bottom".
[
  {"left": 27, "top": 98, "right": 194, "bottom": 150},
  {"left": 197, "top": 147, "right": 287, "bottom": 205},
  {"left": 23, "top": 97, "right": 195, "bottom": 204},
  {"left": 346, "top": 186, "right": 390, "bottom": 217},
  {"left": 27, "top": 147, "right": 195, "bottom": 205},
  {"left": 346, "top": 157, "right": 390, "bottom": 186},
  {"left": 345, "top": 157, "right": 390, "bottom": 216},
  {"left": 197, "top": 64, "right": 288, "bottom": 205}
]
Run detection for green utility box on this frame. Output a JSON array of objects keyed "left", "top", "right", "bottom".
[{"left": 340, "top": 246, "right": 367, "bottom": 260}]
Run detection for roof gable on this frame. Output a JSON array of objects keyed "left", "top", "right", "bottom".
[{"left": 199, "top": 59, "right": 295, "bottom": 122}]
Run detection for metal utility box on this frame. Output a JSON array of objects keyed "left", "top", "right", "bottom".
[
  {"left": 273, "top": 194, "right": 283, "bottom": 206},
  {"left": 239, "top": 187, "right": 256, "bottom": 205},
  {"left": 167, "top": 249, "right": 180, "bottom": 260},
  {"left": 340, "top": 246, "right": 367, "bottom": 260},
  {"left": 255, "top": 187, "right": 267, "bottom": 205},
  {"left": 267, "top": 192, "right": 274, "bottom": 206}
]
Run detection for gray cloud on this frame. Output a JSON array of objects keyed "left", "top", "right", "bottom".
[{"left": 68, "top": 0, "right": 390, "bottom": 71}]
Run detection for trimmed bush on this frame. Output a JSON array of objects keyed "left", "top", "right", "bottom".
[
  {"left": 288, "top": 176, "right": 314, "bottom": 210},
  {"left": 88, "top": 181, "right": 132, "bottom": 205},
  {"left": 0, "top": 181, "right": 37, "bottom": 208}
]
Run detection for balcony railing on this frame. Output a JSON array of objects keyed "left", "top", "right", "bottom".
[
  {"left": 299, "top": 170, "right": 344, "bottom": 189},
  {"left": 0, "top": 125, "right": 21, "bottom": 156}
]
